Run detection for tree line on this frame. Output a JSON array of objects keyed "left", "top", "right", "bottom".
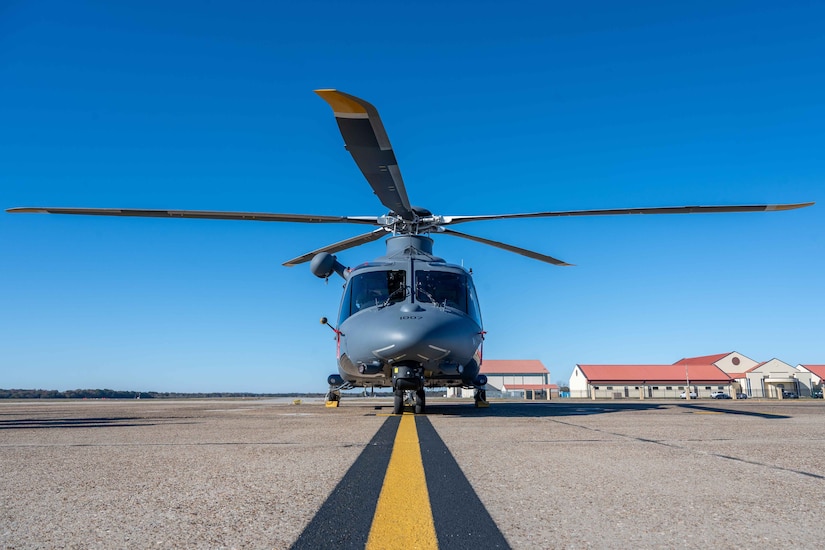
[{"left": 0, "top": 389, "right": 318, "bottom": 399}]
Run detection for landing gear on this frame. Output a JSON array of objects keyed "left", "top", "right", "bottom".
[
  {"left": 392, "top": 389, "right": 426, "bottom": 414},
  {"left": 414, "top": 389, "right": 426, "bottom": 414},
  {"left": 325, "top": 389, "right": 341, "bottom": 408},
  {"left": 474, "top": 388, "right": 489, "bottom": 408},
  {"left": 391, "top": 362, "right": 426, "bottom": 414},
  {"left": 325, "top": 375, "right": 351, "bottom": 408}
]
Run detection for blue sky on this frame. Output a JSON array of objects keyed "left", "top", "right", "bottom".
[{"left": 2, "top": 0, "right": 822, "bottom": 392}]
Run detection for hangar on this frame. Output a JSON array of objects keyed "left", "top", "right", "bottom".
[
  {"left": 795, "top": 364, "right": 825, "bottom": 394},
  {"left": 481, "top": 359, "right": 557, "bottom": 400},
  {"left": 569, "top": 352, "right": 822, "bottom": 399},
  {"left": 741, "top": 359, "right": 814, "bottom": 397},
  {"left": 570, "top": 361, "right": 732, "bottom": 399},
  {"left": 448, "top": 359, "right": 556, "bottom": 399}
]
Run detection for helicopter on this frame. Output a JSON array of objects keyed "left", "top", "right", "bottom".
[{"left": 7, "top": 89, "right": 813, "bottom": 414}]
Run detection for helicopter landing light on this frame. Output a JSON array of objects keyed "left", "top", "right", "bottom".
[{"left": 358, "top": 361, "right": 383, "bottom": 375}]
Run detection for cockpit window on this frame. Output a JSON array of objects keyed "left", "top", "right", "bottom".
[
  {"left": 339, "top": 269, "right": 406, "bottom": 323},
  {"left": 415, "top": 270, "right": 482, "bottom": 325}
]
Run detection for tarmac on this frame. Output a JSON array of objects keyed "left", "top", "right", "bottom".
[{"left": 2, "top": 398, "right": 824, "bottom": 549}]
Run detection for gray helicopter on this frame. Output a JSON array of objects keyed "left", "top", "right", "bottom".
[{"left": 8, "top": 90, "right": 813, "bottom": 414}]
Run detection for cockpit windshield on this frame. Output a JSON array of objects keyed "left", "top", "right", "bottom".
[
  {"left": 339, "top": 269, "right": 407, "bottom": 323},
  {"left": 415, "top": 269, "right": 482, "bottom": 325}
]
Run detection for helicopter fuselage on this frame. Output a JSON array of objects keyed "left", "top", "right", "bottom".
[{"left": 329, "top": 235, "right": 484, "bottom": 391}]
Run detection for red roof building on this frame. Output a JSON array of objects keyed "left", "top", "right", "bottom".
[
  {"left": 570, "top": 352, "right": 821, "bottom": 400},
  {"left": 674, "top": 353, "right": 731, "bottom": 365},
  {"left": 571, "top": 355, "right": 738, "bottom": 399},
  {"left": 797, "top": 365, "right": 825, "bottom": 398},
  {"left": 674, "top": 352, "right": 759, "bottom": 374},
  {"left": 448, "top": 359, "right": 556, "bottom": 400},
  {"left": 576, "top": 364, "right": 731, "bottom": 385},
  {"left": 480, "top": 359, "right": 549, "bottom": 376},
  {"left": 797, "top": 365, "right": 825, "bottom": 384}
]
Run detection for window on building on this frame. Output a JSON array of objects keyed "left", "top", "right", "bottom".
[
  {"left": 652, "top": 386, "right": 659, "bottom": 390},
  {"left": 606, "top": 386, "right": 613, "bottom": 390},
  {"left": 666, "top": 386, "right": 673, "bottom": 390}
]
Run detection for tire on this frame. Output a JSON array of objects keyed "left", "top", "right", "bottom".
[
  {"left": 414, "top": 389, "right": 425, "bottom": 414},
  {"left": 393, "top": 392, "right": 403, "bottom": 414}
]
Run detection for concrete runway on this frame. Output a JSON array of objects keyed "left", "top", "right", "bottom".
[{"left": 2, "top": 398, "right": 824, "bottom": 549}]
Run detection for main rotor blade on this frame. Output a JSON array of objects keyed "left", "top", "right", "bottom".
[
  {"left": 283, "top": 228, "right": 388, "bottom": 266},
  {"left": 442, "top": 202, "right": 815, "bottom": 225},
  {"left": 6, "top": 207, "right": 380, "bottom": 225},
  {"left": 441, "top": 228, "right": 572, "bottom": 266},
  {"left": 315, "top": 89, "right": 414, "bottom": 221}
]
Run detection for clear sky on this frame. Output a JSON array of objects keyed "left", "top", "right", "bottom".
[{"left": 2, "top": 0, "right": 822, "bottom": 393}]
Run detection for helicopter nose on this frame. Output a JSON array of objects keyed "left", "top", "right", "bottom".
[{"left": 367, "top": 309, "right": 481, "bottom": 365}]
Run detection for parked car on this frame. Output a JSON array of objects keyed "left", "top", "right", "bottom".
[
  {"left": 680, "top": 391, "right": 698, "bottom": 399},
  {"left": 710, "top": 391, "right": 727, "bottom": 398},
  {"left": 736, "top": 393, "right": 748, "bottom": 399},
  {"left": 813, "top": 390, "right": 823, "bottom": 399},
  {"left": 713, "top": 393, "right": 731, "bottom": 399},
  {"left": 782, "top": 391, "right": 799, "bottom": 399}
]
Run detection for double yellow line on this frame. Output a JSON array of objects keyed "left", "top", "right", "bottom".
[{"left": 366, "top": 413, "right": 438, "bottom": 549}]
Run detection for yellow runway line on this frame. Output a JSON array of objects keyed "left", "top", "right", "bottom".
[{"left": 366, "top": 413, "right": 438, "bottom": 549}]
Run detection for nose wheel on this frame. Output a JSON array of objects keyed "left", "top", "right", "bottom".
[{"left": 392, "top": 389, "right": 426, "bottom": 414}]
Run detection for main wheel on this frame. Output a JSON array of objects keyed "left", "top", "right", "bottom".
[
  {"left": 325, "top": 389, "right": 341, "bottom": 408},
  {"left": 393, "top": 391, "right": 403, "bottom": 414},
  {"left": 414, "top": 389, "right": 426, "bottom": 414}
]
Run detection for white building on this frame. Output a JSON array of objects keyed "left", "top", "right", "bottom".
[
  {"left": 737, "top": 359, "right": 813, "bottom": 398},
  {"left": 569, "top": 352, "right": 822, "bottom": 399},
  {"left": 449, "top": 359, "right": 556, "bottom": 399},
  {"left": 570, "top": 360, "right": 732, "bottom": 400},
  {"left": 796, "top": 365, "right": 825, "bottom": 389}
]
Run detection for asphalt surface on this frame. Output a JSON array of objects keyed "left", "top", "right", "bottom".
[{"left": 2, "top": 398, "right": 824, "bottom": 549}]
